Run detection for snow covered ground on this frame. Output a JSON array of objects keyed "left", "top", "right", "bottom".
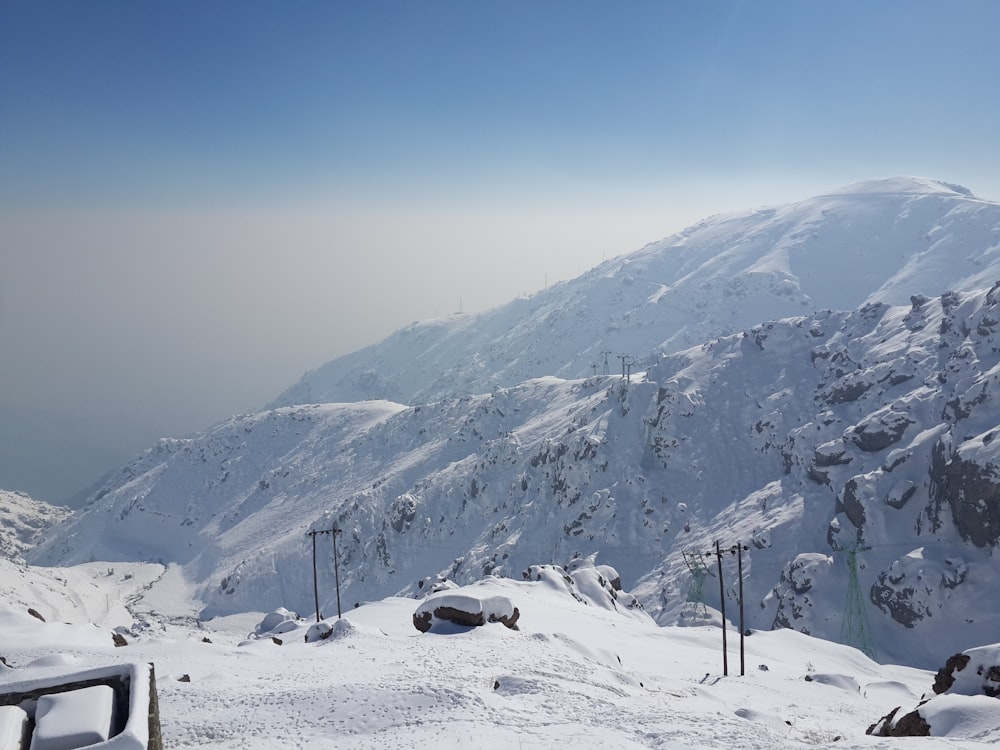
[{"left": 3, "top": 560, "right": 997, "bottom": 749}]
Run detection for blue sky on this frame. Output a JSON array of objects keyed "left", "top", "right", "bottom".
[
  {"left": 5, "top": 1, "right": 999, "bottom": 210},
  {"left": 2, "top": 0, "right": 1000, "bottom": 501}
]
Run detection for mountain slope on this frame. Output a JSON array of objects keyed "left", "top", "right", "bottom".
[
  {"left": 0, "top": 489, "right": 70, "bottom": 561},
  {"left": 31, "top": 284, "right": 1000, "bottom": 668},
  {"left": 269, "top": 177, "right": 1000, "bottom": 410}
]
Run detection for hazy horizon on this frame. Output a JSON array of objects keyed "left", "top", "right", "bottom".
[{"left": 3, "top": 1, "right": 1000, "bottom": 503}]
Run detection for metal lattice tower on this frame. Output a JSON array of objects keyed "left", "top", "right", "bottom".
[
  {"left": 601, "top": 351, "right": 612, "bottom": 376},
  {"left": 682, "top": 548, "right": 711, "bottom": 617},
  {"left": 841, "top": 546, "right": 877, "bottom": 660}
]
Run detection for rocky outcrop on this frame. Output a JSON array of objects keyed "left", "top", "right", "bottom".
[
  {"left": 929, "top": 443, "right": 1000, "bottom": 548},
  {"left": 867, "top": 706, "right": 932, "bottom": 737},
  {"left": 871, "top": 644, "right": 1000, "bottom": 737},
  {"left": 413, "top": 590, "right": 520, "bottom": 633}
]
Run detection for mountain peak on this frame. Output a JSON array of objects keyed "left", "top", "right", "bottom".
[
  {"left": 267, "top": 177, "right": 1000, "bottom": 411},
  {"left": 819, "top": 176, "right": 975, "bottom": 199}
]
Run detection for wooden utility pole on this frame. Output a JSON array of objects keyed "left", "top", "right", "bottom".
[
  {"left": 737, "top": 542, "right": 746, "bottom": 677},
  {"left": 707, "top": 541, "right": 749, "bottom": 677},
  {"left": 306, "top": 526, "right": 342, "bottom": 622},
  {"left": 308, "top": 529, "right": 321, "bottom": 623},
  {"left": 715, "top": 540, "right": 728, "bottom": 676},
  {"left": 332, "top": 526, "right": 342, "bottom": 619}
]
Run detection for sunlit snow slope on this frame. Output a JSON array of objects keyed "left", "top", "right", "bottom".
[
  {"left": 29, "top": 283, "right": 1000, "bottom": 669},
  {"left": 269, "top": 177, "right": 1000, "bottom": 409}
]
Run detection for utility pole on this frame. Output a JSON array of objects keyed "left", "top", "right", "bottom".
[
  {"left": 601, "top": 351, "right": 612, "bottom": 376},
  {"left": 306, "top": 526, "right": 343, "bottom": 622},
  {"left": 308, "top": 529, "right": 322, "bottom": 623},
  {"left": 737, "top": 542, "right": 746, "bottom": 677},
  {"left": 707, "top": 541, "right": 749, "bottom": 677},
  {"left": 715, "top": 540, "right": 728, "bottom": 676},
  {"left": 332, "top": 526, "right": 343, "bottom": 619}
]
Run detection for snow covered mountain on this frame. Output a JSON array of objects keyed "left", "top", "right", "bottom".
[
  {"left": 15, "top": 176, "right": 1000, "bottom": 674},
  {"left": 28, "top": 280, "right": 1000, "bottom": 669},
  {"left": 0, "top": 489, "right": 69, "bottom": 561},
  {"left": 269, "top": 177, "right": 1000, "bottom": 409}
]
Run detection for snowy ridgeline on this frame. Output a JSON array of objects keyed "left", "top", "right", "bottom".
[
  {"left": 269, "top": 177, "right": 1000, "bottom": 410},
  {"left": 23, "top": 282, "right": 1000, "bottom": 669},
  {"left": 2, "top": 559, "right": 999, "bottom": 749}
]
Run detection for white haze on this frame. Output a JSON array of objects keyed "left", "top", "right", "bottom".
[{"left": 0, "top": 177, "right": 835, "bottom": 503}]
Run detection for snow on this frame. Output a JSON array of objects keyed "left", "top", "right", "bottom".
[
  {"left": 31, "top": 685, "right": 115, "bottom": 750},
  {"left": 8, "top": 177, "right": 1000, "bottom": 747},
  {"left": 0, "top": 706, "right": 28, "bottom": 750},
  {"left": 919, "top": 694, "right": 1000, "bottom": 740},
  {"left": 5, "top": 562, "right": 996, "bottom": 749}
]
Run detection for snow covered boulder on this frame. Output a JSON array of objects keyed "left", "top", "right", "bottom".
[
  {"left": 869, "top": 644, "right": 1000, "bottom": 740},
  {"left": 932, "top": 644, "right": 1000, "bottom": 698},
  {"left": 413, "top": 590, "right": 519, "bottom": 633},
  {"left": 253, "top": 608, "right": 300, "bottom": 638},
  {"left": 522, "top": 558, "right": 646, "bottom": 618}
]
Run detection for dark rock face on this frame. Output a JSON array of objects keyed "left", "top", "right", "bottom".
[
  {"left": 412, "top": 611, "right": 433, "bottom": 633},
  {"left": 837, "top": 478, "right": 866, "bottom": 529},
  {"left": 867, "top": 706, "right": 932, "bottom": 737},
  {"left": 112, "top": 632, "right": 128, "bottom": 647},
  {"left": 933, "top": 653, "right": 971, "bottom": 694},
  {"left": 983, "top": 665, "right": 1000, "bottom": 698},
  {"left": 929, "top": 443, "right": 1000, "bottom": 547},
  {"left": 851, "top": 410, "right": 913, "bottom": 453},
  {"left": 870, "top": 574, "right": 927, "bottom": 629}
]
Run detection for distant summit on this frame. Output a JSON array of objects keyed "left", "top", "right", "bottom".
[
  {"left": 269, "top": 177, "right": 1000, "bottom": 410},
  {"left": 817, "top": 176, "right": 975, "bottom": 197}
]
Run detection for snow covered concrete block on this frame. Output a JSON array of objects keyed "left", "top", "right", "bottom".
[
  {"left": 0, "top": 706, "right": 28, "bottom": 750},
  {"left": 30, "top": 684, "right": 115, "bottom": 750},
  {"left": 0, "top": 663, "right": 156, "bottom": 750}
]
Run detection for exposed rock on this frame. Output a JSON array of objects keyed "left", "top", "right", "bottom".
[
  {"left": 413, "top": 589, "right": 520, "bottom": 633},
  {"left": 892, "top": 709, "right": 932, "bottom": 736},
  {"left": 929, "top": 442, "right": 1000, "bottom": 547},
  {"left": 178, "top": 674, "right": 191, "bottom": 683},
  {"left": 850, "top": 410, "right": 913, "bottom": 453},
  {"left": 305, "top": 621, "right": 333, "bottom": 642},
  {"left": 27, "top": 608, "right": 45, "bottom": 622},
  {"left": 932, "top": 645, "right": 1000, "bottom": 698},
  {"left": 813, "top": 440, "right": 852, "bottom": 467},
  {"left": 867, "top": 705, "right": 931, "bottom": 737},
  {"left": 836, "top": 478, "right": 866, "bottom": 529},
  {"left": 112, "top": 632, "right": 128, "bottom": 647},
  {"left": 933, "top": 653, "right": 971, "bottom": 694},
  {"left": 412, "top": 611, "right": 433, "bottom": 633}
]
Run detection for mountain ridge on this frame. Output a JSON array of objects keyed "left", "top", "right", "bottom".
[
  {"left": 18, "top": 177, "right": 1000, "bottom": 669},
  {"left": 269, "top": 176, "right": 1000, "bottom": 411}
]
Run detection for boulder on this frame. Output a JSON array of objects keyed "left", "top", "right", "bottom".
[{"left": 413, "top": 591, "right": 519, "bottom": 633}]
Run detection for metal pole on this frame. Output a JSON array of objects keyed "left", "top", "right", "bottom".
[
  {"left": 310, "top": 531, "right": 320, "bottom": 623},
  {"left": 716, "top": 540, "right": 728, "bottom": 676},
  {"left": 738, "top": 543, "right": 745, "bottom": 677},
  {"left": 332, "top": 527, "right": 343, "bottom": 618}
]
